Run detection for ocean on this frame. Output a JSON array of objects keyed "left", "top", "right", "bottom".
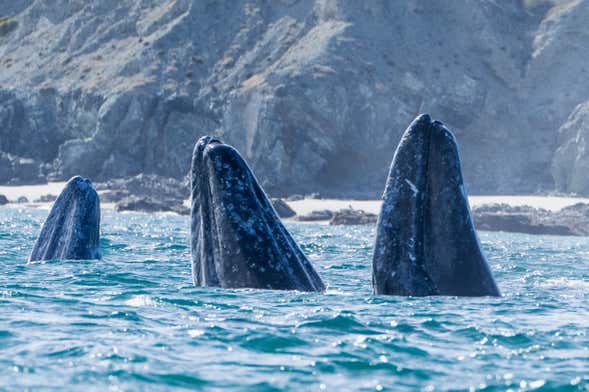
[{"left": 0, "top": 206, "right": 587, "bottom": 391}]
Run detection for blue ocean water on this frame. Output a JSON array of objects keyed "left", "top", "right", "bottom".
[{"left": 0, "top": 206, "right": 587, "bottom": 391}]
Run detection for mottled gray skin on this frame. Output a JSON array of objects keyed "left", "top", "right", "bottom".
[
  {"left": 29, "top": 176, "right": 101, "bottom": 261},
  {"left": 372, "top": 114, "right": 500, "bottom": 297},
  {"left": 190, "top": 136, "right": 325, "bottom": 291}
]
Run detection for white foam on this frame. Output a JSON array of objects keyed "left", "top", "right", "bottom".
[{"left": 124, "top": 295, "right": 157, "bottom": 307}]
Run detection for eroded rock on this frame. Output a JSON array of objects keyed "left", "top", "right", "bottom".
[
  {"left": 34, "top": 194, "right": 57, "bottom": 203},
  {"left": 115, "top": 196, "right": 189, "bottom": 215},
  {"left": 0, "top": 1, "right": 584, "bottom": 197},
  {"left": 551, "top": 101, "right": 589, "bottom": 195},
  {"left": 295, "top": 210, "right": 333, "bottom": 222},
  {"left": 472, "top": 203, "right": 589, "bottom": 236},
  {"left": 329, "top": 208, "right": 378, "bottom": 226},
  {"left": 270, "top": 198, "right": 296, "bottom": 218},
  {"left": 96, "top": 174, "right": 188, "bottom": 201}
]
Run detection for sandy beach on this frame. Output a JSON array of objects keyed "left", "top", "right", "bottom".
[
  {"left": 287, "top": 195, "right": 589, "bottom": 215},
  {"left": 0, "top": 182, "right": 68, "bottom": 202},
  {"left": 2, "top": 182, "right": 589, "bottom": 214}
]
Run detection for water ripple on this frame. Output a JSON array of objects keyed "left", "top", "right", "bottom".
[{"left": 0, "top": 208, "right": 587, "bottom": 390}]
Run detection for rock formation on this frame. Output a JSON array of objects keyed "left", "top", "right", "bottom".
[
  {"left": 270, "top": 198, "right": 296, "bottom": 218},
  {"left": 97, "top": 173, "right": 188, "bottom": 214},
  {"left": 329, "top": 208, "right": 377, "bottom": 225},
  {"left": 0, "top": 1, "right": 588, "bottom": 196},
  {"left": 551, "top": 101, "right": 589, "bottom": 194},
  {"left": 472, "top": 203, "right": 589, "bottom": 236}
]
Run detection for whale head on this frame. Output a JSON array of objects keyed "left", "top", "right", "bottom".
[
  {"left": 373, "top": 115, "right": 500, "bottom": 296},
  {"left": 29, "top": 176, "right": 101, "bottom": 262},
  {"left": 190, "top": 136, "right": 325, "bottom": 291}
]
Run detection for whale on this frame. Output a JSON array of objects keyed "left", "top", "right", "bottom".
[
  {"left": 29, "top": 176, "right": 101, "bottom": 262},
  {"left": 372, "top": 114, "right": 500, "bottom": 296},
  {"left": 190, "top": 136, "right": 325, "bottom": 291}
]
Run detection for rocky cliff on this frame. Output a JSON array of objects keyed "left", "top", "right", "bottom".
[{"left": 0, "top": 0, "right": 587, "bottom": 197}]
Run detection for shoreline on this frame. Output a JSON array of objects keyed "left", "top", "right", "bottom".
[
  {"left": 286, "top": 195, "right": 589, "bottom": 215},
  {"left": 2, "top": 183, "right": 589, "bottom": 214}
]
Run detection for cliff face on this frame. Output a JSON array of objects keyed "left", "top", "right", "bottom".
[
  {"left": 0, "top": 0, "right": 586, "bottom": 196},
  {"left": 537, "top": 0, "right": 589, "bottom": 195}
]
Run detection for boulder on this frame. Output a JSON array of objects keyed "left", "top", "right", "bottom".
[
  {"left": 286, "top": 195, "right": 304, "bottom": 202},
  {"left": 17, "top": 196, "right": 29, "bottom": 203},
  {"left": 329, "top": 208, "right": 378, "bottom": 226},
  {"left": 0, "top": 194, "right": 8, "bottom": 205},
  {"left": 96, "top": 174, "right": 190, "bottom": 214},
  {"left": 115, "top": 196, "right": 189, "bottom": 215},
  {"left": 295, "top": 209, "right": 334, "bottom": 222},
  {"left": 99, "top": 190, "right": 131, "bottom": 203},
  {"left": 96, "top": 174, "right": 188, "bottom": 202},
  {"left": 34, "top": 194, "right": 57, "bottom": 203},
  {"left": 472, "top": 203, "right": 589, "bottom": 236},
  {"left": 270, "top": 198, "right": 296, "bottom": 218}
]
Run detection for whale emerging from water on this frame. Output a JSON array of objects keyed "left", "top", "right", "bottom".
[
  {"left": 372, "top": 114, "right": 500, "bottom": 296},
  {"left": 190, "top": 136, "right": 325, "bottom": 291},
  {"left": 29, "top": 176, "right": 101, "bottom": 262}
]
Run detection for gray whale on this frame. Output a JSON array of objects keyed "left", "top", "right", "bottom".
[
  {"left": 372, "top": 114, "right": 500, "bottom": 296},
  {"left": 190, "top": 136, "right": 325, "bottom": 291},
  {"left": 29, "top": 176, "right": 101, "bottom": 261}
]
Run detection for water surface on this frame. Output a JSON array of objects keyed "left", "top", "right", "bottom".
[{"left": 0, "top": 207, "right": 587, "bottom": 390}]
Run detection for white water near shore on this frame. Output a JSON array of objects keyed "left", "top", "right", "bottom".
[{"left": 2, "top": 183, "right": 589, "bottom": 213}]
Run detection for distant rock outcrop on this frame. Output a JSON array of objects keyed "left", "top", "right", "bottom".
[
  {"left": 294, "top": 208, "right": 377, "bottom": 225},
  {"left": 98, "top": 173, "right": 188, "bottom": 214},
  {"left": 96, "top": 174, "right": 188, "bottom": 202},
  {"left": 0, "top": 1, "right": 588, "bottom": 196},
  {"left": 295, "top": 210, "right": 334, "bottom": 222},
  {"left": 472, "top": 203, "right": 589, "bottom": 236},
  {"left": 115, "top": 196, "right": 189, "bottom": 215},
  {"left": 34, "top": 194, "right": 57, "bottom": 203},
  {"left": 329, "top": 208, "right": 377, "bottom": 226},
  {"left": 270, "top": 198, "right": 296, "bottom": 218}
]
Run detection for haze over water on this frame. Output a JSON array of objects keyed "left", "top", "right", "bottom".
[{"left": 1, "top": 207, "right": 587, "bottom": 391}]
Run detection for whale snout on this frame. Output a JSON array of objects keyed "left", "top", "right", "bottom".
[
  {"left": 203, "top": 142, "right": 239, "bottom": 163},
  {"left": 192, "top": 136, "right": 224, "bottom": 170},
  {"left": 196, "top": 135, "right": 223, "bottom": 151},
  {"left": 202, "top": 142, "right": 250, "bottom": 184},
  {"left": 30, "top": 175, "right": 101, "bottom": 262},
  {"left": 63, "top": 176, "right": 99, "bottom": 204},
  {"left": 190, "top": 136, "right": 326, "bottom": 292},
  {"left": 67, "top": 175, "right": 93, "bottom": 188}
]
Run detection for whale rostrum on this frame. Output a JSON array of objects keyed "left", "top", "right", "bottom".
[
  {"left": 190, "top": 136, "right": 325, "bottom": 291},
  {"left": 372, "top": 114, "right": 500, "bottom": 296},
  {"left": 29, "top": 176, "right": 101, "bottom": 262}
]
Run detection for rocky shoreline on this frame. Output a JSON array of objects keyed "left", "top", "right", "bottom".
[
  {"left": 4, "top": 175, "right": 589, "bottom": 236},
  {"left": 2, "top": 2, "right": 589, "bottom": 198},
  {"left": 472, "top": 203, "right": 589, "bottom": 237},
  {"left": 282, "top": 200, "right": 589, "bottom": 236}
]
